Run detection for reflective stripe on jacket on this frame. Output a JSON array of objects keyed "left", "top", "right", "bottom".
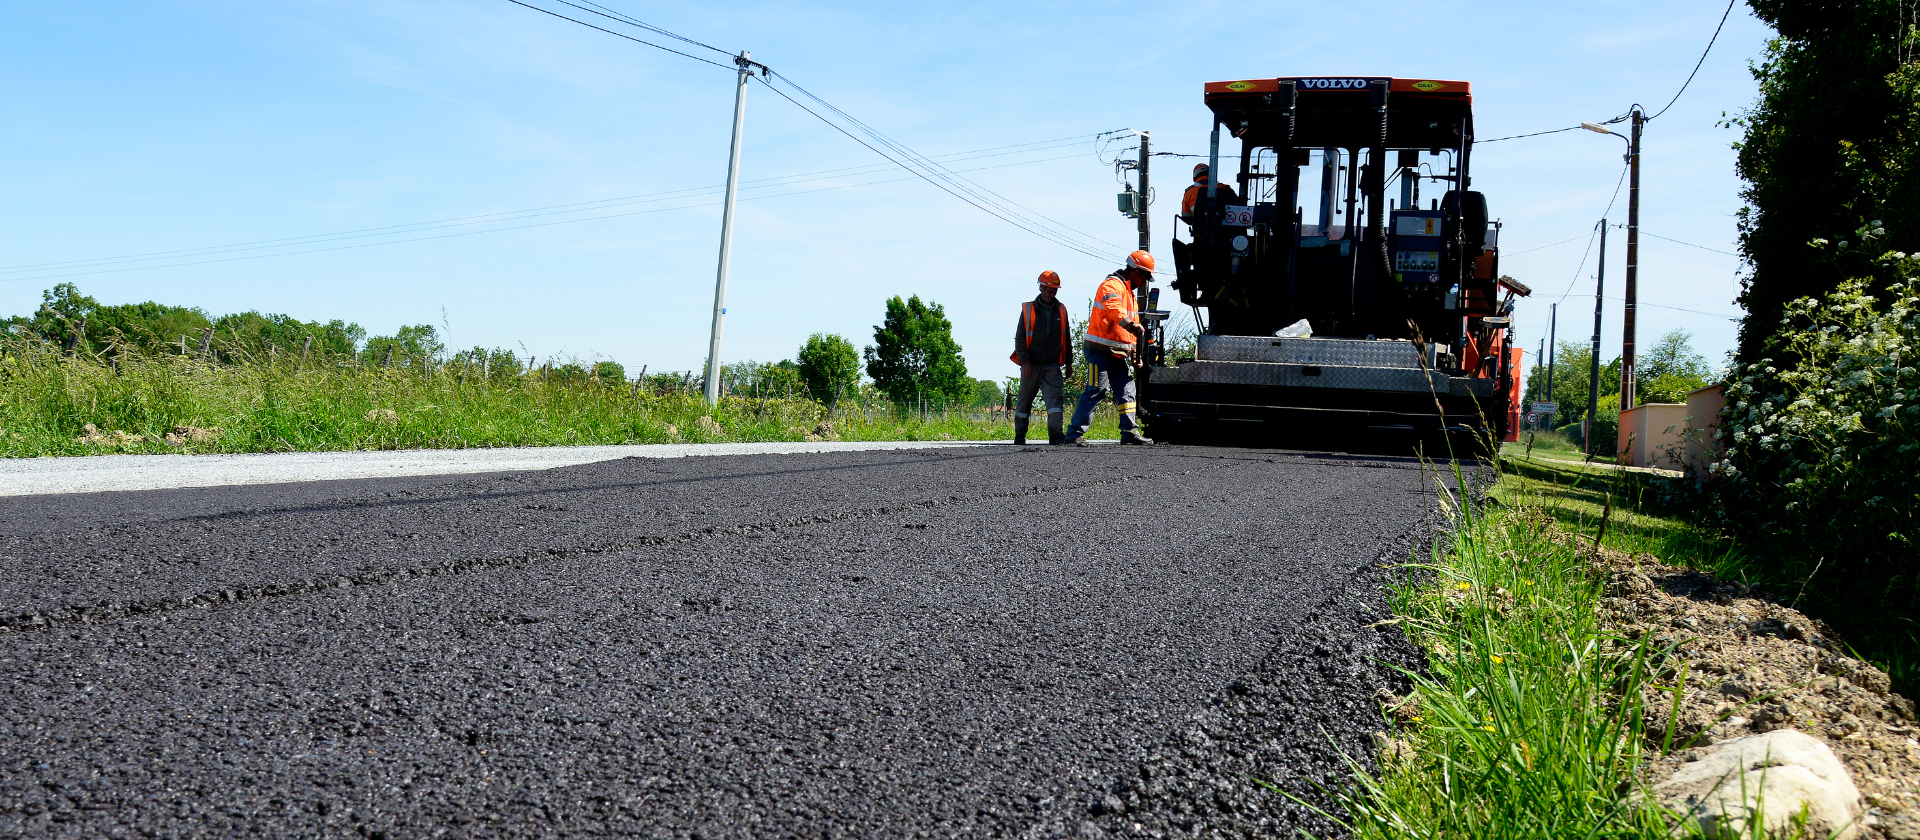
[
  {"left": 1010, "top": 297, "right": 1071, "bottom": 365},
  {"left": 1084, "top": 274, "right": 1137, "bottom": 349}
]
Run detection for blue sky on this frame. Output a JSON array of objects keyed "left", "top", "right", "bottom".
[{"left": 2, "top": 1, "right": 1767, "bottom": 382}]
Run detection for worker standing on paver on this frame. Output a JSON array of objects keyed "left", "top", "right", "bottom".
[
  {"left": 1065, "top": 251, "right": 1155, "bottom": 446},
  {"left": 1179, "top": 163, "right": 1238, "bottom": 220},
  {"left": 1010, "top": 270, "right": 1074, "bottom": 445}
]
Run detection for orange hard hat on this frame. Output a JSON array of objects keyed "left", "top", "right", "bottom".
[
  {"left": 1192, "top": 162, "right": 1209, "bottom": 180},
  {"left": 1126, "top": 250, "right": 1156, "bottom": 273},
  {"left": 1037, "top": 269, "right": 1061, "bottom": 288}
]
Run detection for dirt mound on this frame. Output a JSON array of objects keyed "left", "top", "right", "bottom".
[
  {"left": 1587, "top": 543, "right": 1920, "bottom": 837},
  {"left": 163, "top": 426, "right": 221, "bottom": 446},
  {"left": 75, "top": 423, "right": 142, "bottom": 447}
]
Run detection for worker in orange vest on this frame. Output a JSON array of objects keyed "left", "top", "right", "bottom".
[
  {"left": 1065, "top": 250, "right": 1155, "bottom": 446},
  {"left": 1009, "top": 270, "right": 1073, "bottom": 445},
  {"left": 1179, "top": 162, "right": 1239, "bottom": 220}
]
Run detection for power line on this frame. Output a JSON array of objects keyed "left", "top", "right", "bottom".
[
  {"left": 1503, "top": 233, "right": 1593, "bottom": 257},
  {"left": 563, "top": 0, "right": 731, "bottom": 57},
  {"left": 1603, "top": 296, "right": 1739, "bottom": 319},
  {"left": 765, "top": 70, "right": 1131, "bottom": 260},
  {"left": 2, "top": 136, "right": 1101, "bottom": 274},
  {"left": 1649, "top": 0, "right": 1740, "bottom": 121},
  {"left": 1555, "top": 161, "right": 1632, "bottom": 303},
  {"left": 2, "top": 152, "right": 1093, "bottom": 285},
  {"left": 504, "top": 0, "right": 733, "bottom": 69},
  {"left": 1641, "top": 230, "right": 1739, "bottom": 257},
  {"left": 1478, "top": 125, "right": 1585, "bottom": 144},
  {"left": 754, "top": 72, "right": 1129, "bottom": 264},
  {"left": 508, "top": 0, "right": 1132, "bottom": 265}
]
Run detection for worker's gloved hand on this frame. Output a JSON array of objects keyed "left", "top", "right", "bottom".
[{"left": 1020, "top": 363, "right": 1034, "bottom": 378}]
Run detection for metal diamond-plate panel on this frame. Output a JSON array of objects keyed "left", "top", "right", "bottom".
[
  {"left": 1197, "top": 336, "right": 1430, "bottom": 369},
  {"left": 1174, "top": 361, "right": 1446, "bottom": 392}
]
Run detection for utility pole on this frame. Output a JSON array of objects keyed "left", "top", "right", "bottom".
[
  {"left": 704, "top": 52, "right": 760, "bottom": 406},
  {"left": 1545, "top": 302, "right": 1558, "bottom": 408},
  {"left": 1136, "top": 132, "right": 1151, "bottom": 253},
  {"left": 1585, "top": 219, "right": 1607, "bottom": 457},
  {"left": 1620, "top": 106, "right": 1644, "bottom": 410}
]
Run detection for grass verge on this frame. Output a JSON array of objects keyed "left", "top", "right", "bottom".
[
  {"left": 0, "top": 343, "right": 1121, "bottom": 456},
  {"left": 1326, "top": 453, "right": 1760, "bottom": 839}
]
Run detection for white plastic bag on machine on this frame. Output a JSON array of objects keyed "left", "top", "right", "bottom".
[{"left": 1274, "top": 319, "right": 1312, "bottom": 338}]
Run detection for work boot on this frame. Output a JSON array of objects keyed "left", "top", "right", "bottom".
[
  {"left": 1013, "top": 418, "right": 1028, "bottom": 446},
  {"left": 1067, "top": 435, "right": 1089, "bottom": 447},
  {"left": 1048, "top": 430, "right": 1065, "bottom": 446},
  {"left": 1120, "top": 430, "right": 1154, "bottom": 446}
]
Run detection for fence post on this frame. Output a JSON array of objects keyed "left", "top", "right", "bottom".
[
  {"left": 300, "top": 335, "right": 312, "bottom": 364},
  {"left": 197, "top": 328, "right": 213, "bottom": 358}
]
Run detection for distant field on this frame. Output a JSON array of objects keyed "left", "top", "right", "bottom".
[{"left": 0, "top": 343, "right": 1120, "bottom": 457}]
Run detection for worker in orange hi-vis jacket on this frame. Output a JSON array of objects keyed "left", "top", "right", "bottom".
[
  {"left": 1064, "top": 251, "right": 1155, "bottom": 446},
  {"left": 1179, "top": 162, "right": 1238, "bottom": 220},
  {"left": 1010, "top": 270, "right": 1074, "bottom": 445}
]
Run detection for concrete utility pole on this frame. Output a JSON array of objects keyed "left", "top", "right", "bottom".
[
  {"left": 1585, "top": 219, "right": 1607, "bottom": 457},
  {"left": 704, "top": 51, "right": 757, "bottom": 406},
  {"left": 1620, "top": 107, "right": 1644, "bottom": 410}
]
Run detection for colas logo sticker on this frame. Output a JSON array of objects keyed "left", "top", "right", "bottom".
[
  {"left": 1225, "top": 81, "right": 1256, "bottom": 91},
  {"left": 1412, "top": 80, "right": 1445, "bottom": 91}
]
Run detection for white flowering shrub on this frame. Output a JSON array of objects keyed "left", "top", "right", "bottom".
[{"left": 1718, "top": 255, "right": 1920, "bottom": 594}]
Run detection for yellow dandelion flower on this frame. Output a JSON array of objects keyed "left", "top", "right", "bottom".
[
  {"left": 1455, "top": 582, "right": 1472, "bottom": 590},
  {"left": 1491, "top": 656, "right": 1504, "bottom": 664},
  {"left": 1482, "top": 725, "right": 1496, "bottom": 732}
]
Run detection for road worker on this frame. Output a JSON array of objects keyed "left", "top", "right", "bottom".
[
  {"left": 1065, "top": 251, "right": 1155, "bottom": 446},
  {"left": 1010, "top": 269, "right": 1074, "bottom": 445},
  {"left": 1179, "top": 162, "right": 1239, "bottom": 219}
]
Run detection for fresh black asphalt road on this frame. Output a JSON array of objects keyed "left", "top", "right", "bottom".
[{"left": 0, "top": 445, "right": 1436, "bottom": 839}]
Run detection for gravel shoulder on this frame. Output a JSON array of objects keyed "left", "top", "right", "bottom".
[
  {"left": 0, "top": 440, "right": 993, "bottom": 497},
  {"left": 0, "top": 446, "right": 1436, "bottom": 838}
]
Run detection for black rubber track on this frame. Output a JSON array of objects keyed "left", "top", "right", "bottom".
[{"left": 0, "top": 446, "right": 1436, "bottom": 838}]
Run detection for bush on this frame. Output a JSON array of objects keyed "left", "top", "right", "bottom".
[
  {"left": 796, "top": 333, "right": 860, "bottom": 404},
  {"left": 1715, "top": 259, "right": 1920, "bottom": 644}
]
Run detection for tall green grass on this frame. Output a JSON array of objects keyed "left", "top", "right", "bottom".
[
  {"left": 0, "top": 339, "right": 1116, "bottom": 457},
  {"left": 1322, "top": 455, "right": 1801, "bottom": 839}
]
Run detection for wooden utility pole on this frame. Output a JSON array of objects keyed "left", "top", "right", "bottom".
[{"left": 1620, "top": 107, "right": 1644, "bottom": 410}]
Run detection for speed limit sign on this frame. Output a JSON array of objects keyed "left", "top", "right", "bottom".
[{"left": 1526, "top": 412, "right": 1540, "bottom": 426}]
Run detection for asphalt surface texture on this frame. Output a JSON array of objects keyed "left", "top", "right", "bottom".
[{"left": 0, "top": 444, "right": 1438, "bottom": 839}]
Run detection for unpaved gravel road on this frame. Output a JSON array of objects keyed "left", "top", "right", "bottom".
[{"left": 0, "top": 445, "right": 1432, "bottom": 839}]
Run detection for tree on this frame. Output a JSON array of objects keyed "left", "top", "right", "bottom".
[
  {"left": 863, "top": 296, "right": 971, "bottom": 405},
  {"left": 796, "top": 333, "right": 861, "bottom": 404},
  {"left": 1732, "top": 0, "right": 1920, "bottom": 361},
  {"left": 971, "top": 379, "right": 1004, "bottom": 408},
  {"left": 594, "top": 361, "right": 626, "bottom": 387},
  {"left": 1634, "top": 329, "right": 1712, "bottom": 404},
  {"left": 361, "top": 325, "right": 444, "bottom": 368}
]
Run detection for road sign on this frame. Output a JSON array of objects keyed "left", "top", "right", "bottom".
[
  {"left": 1532, "top": 401, "right": 1558, "bottom": 414},
  {"left": 1526, "top": 412, "right": 1539, "bottom": 426}
]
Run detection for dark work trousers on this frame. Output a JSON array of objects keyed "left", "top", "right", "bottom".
[
  {"left": 1014, "top": 364, "right": 1066, "bottom": 443},
  {"left": 1067, "top": 342, "right": 1138, "bottom": 437}
]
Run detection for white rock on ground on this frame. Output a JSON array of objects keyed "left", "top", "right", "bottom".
[{"left": 1654, "top": 729, "right": 1863, "bottom": 839}]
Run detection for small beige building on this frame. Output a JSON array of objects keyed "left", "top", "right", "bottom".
[{"left": 1615, "top": 385, "right": 1725, "bottom": 471}]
